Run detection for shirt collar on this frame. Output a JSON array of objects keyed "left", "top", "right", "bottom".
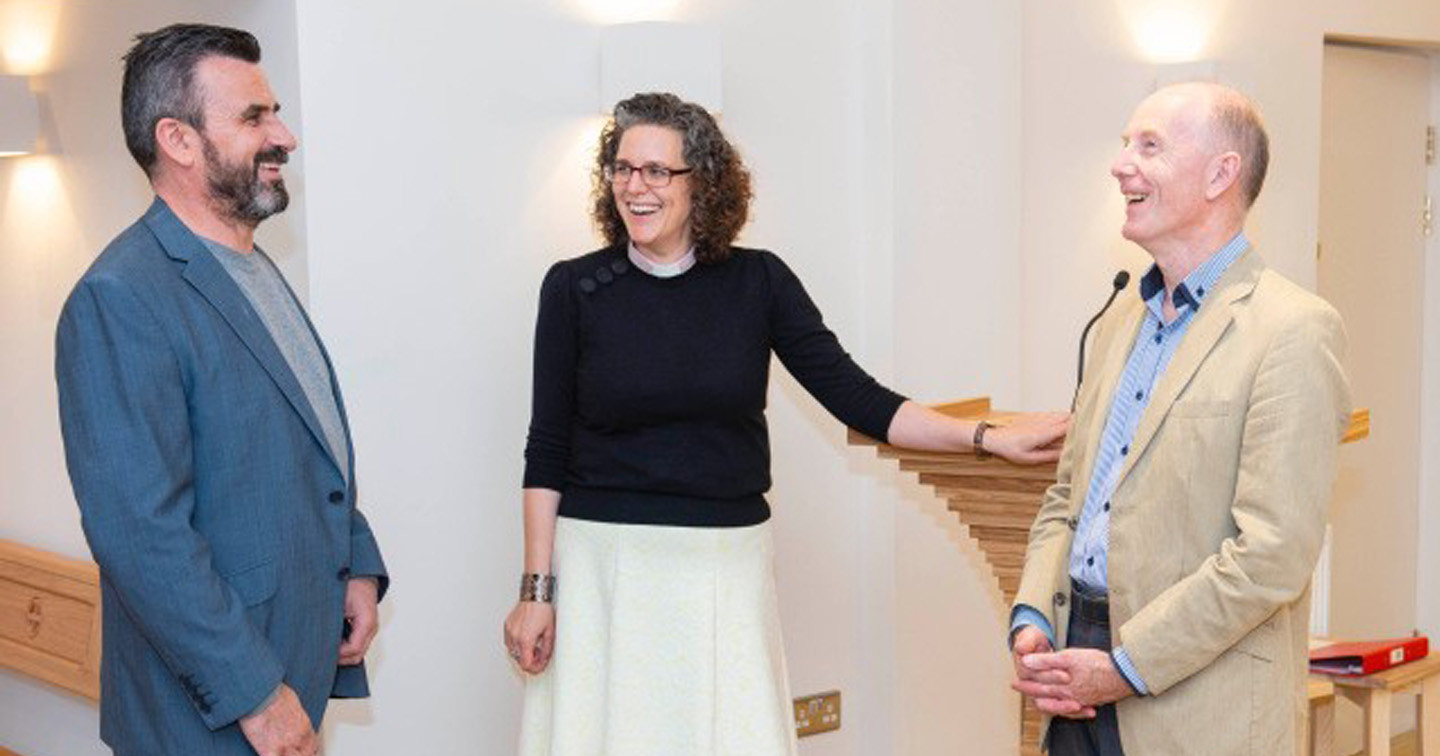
[
  {"left": 1137, "top": 232, "right": 1250, "bottom": 315},
  {"left": 628, "top": 243, "right": 697, "bottom": 279}
]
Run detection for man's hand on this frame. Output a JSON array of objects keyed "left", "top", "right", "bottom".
[
  {"left": 238, "top": 684, "right": 318, "bottom": 756},
  {"left": 1012, "top": 648, "right": 1132, "bottom": 718},
  {"left": 504, "top": 601, "right": 555, "bottom": 675},
  {"left": 337, "top": 577, "right": 379, "bottom": 666},
  {"left": 986, "top": 413, "right": 1070, "bottom": 464},
  {"left": 1011, "top": 626, "right": 1059, "bottom": 683},
  {"left": 1010, "top": 626, "right": 1091, "bottom": 718}
]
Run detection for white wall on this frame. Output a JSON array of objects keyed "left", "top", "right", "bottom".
[
  {"left": 294, "top": 2, "right": 607, "bottom": 751},
  {"left": 0, "top": 2, "right": 305, "bottom": 754},
  {"left": 890, "top": 1, "right": 1027, "bottom": 754}
]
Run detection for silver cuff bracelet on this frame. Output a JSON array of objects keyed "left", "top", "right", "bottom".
[{"left": 519, "top": 573, "right": 557, "bottom": 603}]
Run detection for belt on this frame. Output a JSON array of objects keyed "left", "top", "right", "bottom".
[{"left": 1069, "top": 581, "right": 1110, "bottom": 626}]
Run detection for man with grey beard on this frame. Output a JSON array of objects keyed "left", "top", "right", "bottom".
[{"left": 55, "top": 24, "right": 388, "bottom": 756}]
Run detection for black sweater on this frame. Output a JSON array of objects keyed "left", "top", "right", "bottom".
[{"left": 523, "top": 246, "right": 907, "bottom": 527}]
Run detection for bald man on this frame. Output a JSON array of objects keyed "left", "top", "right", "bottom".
[{"left": 1008, "top": 83, "right": 1351, "bottom": 755}]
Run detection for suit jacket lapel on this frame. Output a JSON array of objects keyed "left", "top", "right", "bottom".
[
  {"left": 1113, "top": 251, "right": 1264, "bottom": 488},
  {"left": 143, "top": 198, "right": 343, "bottom": 478}
]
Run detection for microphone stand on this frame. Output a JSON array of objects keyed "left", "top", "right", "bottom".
[{"left": 1072, "top": 270, "right": 1131, "bottom": 412}]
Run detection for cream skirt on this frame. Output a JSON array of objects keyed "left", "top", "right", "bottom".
[{"left": 518, "top": 516, "right": 799, "bottom": 756}]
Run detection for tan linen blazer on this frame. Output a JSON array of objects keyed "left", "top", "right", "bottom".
[{"left": 1013, "top": 251, "right": 1351, "bottom": 756}]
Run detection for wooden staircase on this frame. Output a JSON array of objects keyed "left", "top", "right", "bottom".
[{"left": 850, "top": 397, "right": 1370, "bottom": 756}]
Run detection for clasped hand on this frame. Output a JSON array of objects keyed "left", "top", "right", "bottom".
[{"left": 1009, "top": 626, "right": 1131, "bottom": 719}]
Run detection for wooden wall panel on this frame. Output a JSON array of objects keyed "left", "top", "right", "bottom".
[{"left": 0, "top": 541, "right": 101, "bottom": 701}]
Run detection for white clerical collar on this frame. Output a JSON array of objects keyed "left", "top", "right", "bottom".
[{"left": 628, "top": 243, "right": 696, "bottom": 279}]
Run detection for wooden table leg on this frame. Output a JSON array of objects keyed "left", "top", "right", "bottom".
[
  {"left": 1306, "top": 702, "right": 1314, "bottom": 756},
  {"left": 1364, "top": 689, "right": 1393, "bottom": 756},
  {"left": 1419, "top": 673, "right": 1439, "bottom": 756},
  {"left": 1310, "top": 696, "right": 1335, "bottom": 756}
]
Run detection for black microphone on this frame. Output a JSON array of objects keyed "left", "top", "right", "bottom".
[{"left": 1072, "top": 270, "right": 1131, "bottom": 412}]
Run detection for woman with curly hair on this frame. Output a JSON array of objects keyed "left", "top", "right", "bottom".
[{"left": 505, "top": 92, "right": 1066, "bottom": 754}]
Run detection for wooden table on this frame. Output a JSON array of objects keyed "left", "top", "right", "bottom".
[{"left": 1323, "top": 651, "right": 1440, "bottom": 756}]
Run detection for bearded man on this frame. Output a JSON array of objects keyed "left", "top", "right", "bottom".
[{"left": 54, "top": 24, "right": 388, "bottom": 756}]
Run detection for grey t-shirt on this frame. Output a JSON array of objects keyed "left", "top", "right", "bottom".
[{"left": 202, "top": 238, "right": 350, "bottom": 483}]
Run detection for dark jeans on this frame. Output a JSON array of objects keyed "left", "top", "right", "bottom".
[{"left": 1045, "top": 586, "right": 1126, "bottom": 756}]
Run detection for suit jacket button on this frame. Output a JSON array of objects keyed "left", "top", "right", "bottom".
[
  {"left": 328, "top": 490, "right": 344, "bottom": 504},
  {"left": 1054, "top": 592, "right": 1067, "bottom": 607},
  {"left": 337, "top": 567, "right": 351, "bottom": 581}
]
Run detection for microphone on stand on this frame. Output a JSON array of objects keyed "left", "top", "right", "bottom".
[{"left": 1072, "top": 270, "right": 1131, "bottom": 412}]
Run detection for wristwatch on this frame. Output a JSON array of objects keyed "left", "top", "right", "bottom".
[{"left": 974, "top": 421, "right": 994, "bottom": 459}]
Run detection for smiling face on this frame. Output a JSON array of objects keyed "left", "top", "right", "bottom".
[
  {"left": 612, "top": 124, "right": 694, "bottom": 261},
  {"left": 1110, "top": 88, "right": 1219, "bottom": 253},
  {"left": 193, "top": 55, "right": 297, "bottom": 226}
]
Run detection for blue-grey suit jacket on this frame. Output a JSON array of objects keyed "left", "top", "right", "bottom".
[{"left": 55, "top": 198, "right": 389, "bottom": 756}]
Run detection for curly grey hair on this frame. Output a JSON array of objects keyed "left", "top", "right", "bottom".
[{"left": 591, "top": 92, "right": 753, "bottom": 263}]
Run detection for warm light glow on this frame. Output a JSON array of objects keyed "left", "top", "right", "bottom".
[
  {"left": 562, "top": 0, "right": 681, "bottom": 25},
  {"left": 0, "top": 0, "right": 61, "bottom": 74},
  {"left": 2, "top": 156, "right": 78, "bottom": 268},
  {"left": 9, "top": 153, "right": 61, "bottom": 200},
  {"left": 600, "top": 23, "right": 722, "bottom": 114},
  {"left": 1117, "top": 0, "right": 1228, "bottom": 64},
  {"left": 1132, "top": 10, "right": 1206, "bottom": 62},
  {"left": 522, "top": 115, "right": 610, "bottom": 251}
]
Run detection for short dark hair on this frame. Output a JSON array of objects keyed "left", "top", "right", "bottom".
[
  {"left": 121, "top": 24, "right": 262, "bottom": 176},
  {"left": 592, "top": 92, "right": 752, "bottom": 264}
]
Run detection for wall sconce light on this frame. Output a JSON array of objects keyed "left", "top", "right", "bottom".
[
  {"left": 1123, "top": 1, "right": 1218, "bottom": 65},
  {"left": 0, "top": 75, "right": 40, "bottom": 157},
  {"left": 599, "top": 22, "right": 722, "bottom": 114}
]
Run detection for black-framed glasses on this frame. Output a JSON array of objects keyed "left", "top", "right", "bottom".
[{"left": 604, "top": 161, "right": 694, "bottom": 188}]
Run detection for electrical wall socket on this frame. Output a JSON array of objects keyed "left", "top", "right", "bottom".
[{"left": 793, "top": 690, "right": 841, "bottom": 737}]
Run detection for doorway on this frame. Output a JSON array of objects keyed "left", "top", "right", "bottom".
[
  {"left": 1317, "top": 37, "right": 1436, "bottom": 750},
  {"left": 1319, "top": 39, "right": 1429, "bottom": 639}
]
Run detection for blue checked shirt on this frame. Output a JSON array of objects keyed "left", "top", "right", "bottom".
[{"left": 1012, "top": 233, "right": 1251, "bottom": 696}]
